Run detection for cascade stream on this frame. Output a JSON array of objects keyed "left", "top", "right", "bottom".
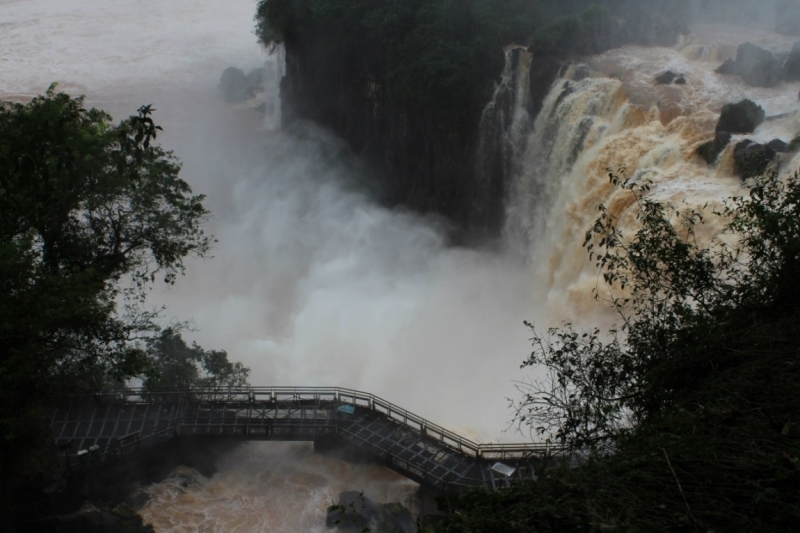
[{"left": 504, "top": 25, "right": 800, "bottom": 318}]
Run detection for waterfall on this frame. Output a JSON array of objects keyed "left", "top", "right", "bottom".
[
  {"left": 263, "top": 45, "right": 286, "bottom": 131},
  {"left": 474, "top": 46, "right": 532, "bottom": 225},
  {"left": 499, "top": 26, "right": 800, "bottom": 316}
]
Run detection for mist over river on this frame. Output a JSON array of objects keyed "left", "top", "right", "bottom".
[
  {"left": 1, "top": 0, "right": 544, "bottom": 530},
  {"left": 3, "top": 0, "right": 800, "bottom": 530}
]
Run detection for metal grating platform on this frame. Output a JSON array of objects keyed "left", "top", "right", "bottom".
[{"left": 49, "top": 387, "right": 560, "bottom": 492}]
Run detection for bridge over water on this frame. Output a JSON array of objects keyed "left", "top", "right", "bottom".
[{"left": 50, "top": 387, "right": 559, "bottom": 492}]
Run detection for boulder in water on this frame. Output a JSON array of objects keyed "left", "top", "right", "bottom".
[
  {"left": 784, "top": 41, "right": 800, "bottom": 81},
  {"left": 767, "top": 138, "right": 790, "bottom": 153},
  {"left": 219, "top": 67, "right": 251, "bottom": 102},
  {"left": 716, "top": 99, "right": 766, "bottom": 134},
  {"left": 697, "top": 131, "right": 732, "bottom": 165},
  {"left": 218, "top": 66, "right": 267, "bottom": 102},
  {"left": 734, "top": 140, "right": 778, "bottom": 178},
  {"left": 327, "top": 491, "right": 414, "bottom": 533},
  {"left": 573, "top": 64, "right": 591, "bottom": 81},
  {"left": 654, "top": 70, "right": 679, "bottom": 84},
  {"left": 735, "top": 42, "right": 782, "bottom": 87},
  {"left": 715, "top": 58, "right": 738, "bottom": 75},
  {"left": 788, "top": 134, "right": 800, "bottom": 153}
]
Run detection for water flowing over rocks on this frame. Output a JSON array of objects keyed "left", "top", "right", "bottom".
[
  {"left": 734, "top": 139, "right": 780, "bottom": 178},
  {"left": 697, "top": 131, "right": 733, "bottom": 164}
]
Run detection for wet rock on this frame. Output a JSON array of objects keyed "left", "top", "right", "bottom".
[
  {"left": 697, "top": 131, "right": 732, "bottom": 165},
  {"left": 218, "top": 66, "right": 265, "bottom": 102},
  {"left": 375, "top": 503, "right": 415, "bottom": 533},
  {"left": 327, "top": 491, "right": 372, "bottom": 531},
  {"left": 219, "top": 67, "right": 251, "bottom": 102},
  {"left": 716, "top": 99, "right": 766, "bottom": 134},
  {"left": 784, "top": 42, "right": 800, "bottom": 81},
  {"left": 553, "top": 81, "right": 575, "bottom": 112},
  {"left": 655, "top": 70, "right": 679, "bottom": 84},
  {"left": 573, "top": 64, "right": 591, "bottom": 81},
  {"left": 675, "top": 75, "right": 686, "bottom": 84},
  {"left": 734, "top": 140, "right": 778, "bottom": 178},
  {"left": 327, "top": 492, "right": 414, "bottom": 533},
  {"left": 767, "top": 138, "right": 790, "bottom": 153},
  {"left": 715, "top": 58, "right": 738, "bottom": 75},
  {"left": 735, "top": 42, "right": 782, "bottom": 87}
]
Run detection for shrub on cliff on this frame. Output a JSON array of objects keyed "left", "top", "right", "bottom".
[{"left": 426, "top": 170, "right": 800, "bottom": 532}]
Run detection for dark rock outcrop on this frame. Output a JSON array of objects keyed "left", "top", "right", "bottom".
[
  {"left": 716, "top": 58, "right": 738, "bottom": 75},
  {"left": 734, "top": 140, "right": 778, "bottom": 178},
  {"left": 784, "top": 42, "right": 800, "bottom": 81},
  {"left": 655, "top": 71, "right": 677, "bottom": 84},
  {"left": 735, "top": 43, "right": 782, "bottom": 87},
  {"left": 716, "top": 99, "right": 766, "bottom": 134},
  {"left": 655, "top": 71, "right": 685, "bottom": 85},
  {"left": 327, "top": 491, "right": 414, "bottom": 533},
  {"left": 219, "top": 67, "right": 265, "bottom": 102},
  {"left": 767, "top": 138, "right": 790, "bottom": 153},
  {"left": 697, "top": 131, "right": 732, "bottom": 164}
]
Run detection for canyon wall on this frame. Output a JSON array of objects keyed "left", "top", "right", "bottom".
[{"left": 268, "top": 0, "right": 689, "bottom": 236}]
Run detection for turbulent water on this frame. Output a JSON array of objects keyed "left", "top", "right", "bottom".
[
  {"left": 3, "top": 0, "right": 800, "bottom": 530},
  {"left": 1, "top": 0, "right": 535, "bottom": 530},
  {"left": 505, "top": 25, "right": 800, "bottom": 318}
]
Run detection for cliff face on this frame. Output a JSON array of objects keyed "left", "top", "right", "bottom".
[
  {"left": 273, "top": 1, "right": 689, "bottom": 237},
  {"left": 280, "top": 40, "right": 499, "bottom": 236}
]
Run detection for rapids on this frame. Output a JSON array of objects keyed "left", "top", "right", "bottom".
[{"left": 505, "top": 24, "right": 800, "bottom": 318}]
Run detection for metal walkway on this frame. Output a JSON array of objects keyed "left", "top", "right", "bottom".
[{"left": 49, "top": 387, "right": 560, "bottom": 492}]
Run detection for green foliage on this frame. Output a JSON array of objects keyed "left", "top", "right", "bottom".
[
  {"left": 143, "top": 329, "right": 250, "bottom": 391},
  {"left": 427, "top": 170, "right": 800, "bottom": 532},
  {"left": 0, "top": 87, "right": 212, "bottom": 496}
]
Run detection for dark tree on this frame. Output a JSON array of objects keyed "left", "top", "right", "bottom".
[
  {"left": 0, "top": 86, "right": 212, "bottom": 497},
  {"left": 143, "top": 329, "right": 250, "bottom": 392}
]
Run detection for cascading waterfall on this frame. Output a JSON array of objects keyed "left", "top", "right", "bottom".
[
  {"left": 500, "top": 25, "right": 800, "bottom": 317},
  {"left": 263, "top": 45, "right": 285, "bottom": 131},
  {"left": 474, "top": 46, "right": 533, "bottom": 223}
]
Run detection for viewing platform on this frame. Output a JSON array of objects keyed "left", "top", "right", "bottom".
[{"left": 49, "top": 387, "right": 560, "bottom": 492}]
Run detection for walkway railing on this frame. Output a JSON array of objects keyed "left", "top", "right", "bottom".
[
  {"left": 52, "top": 386, "right": 562, "bottom": 489},
  {"left": 80, "top": 386, "right": 557, "bottom": 459}
]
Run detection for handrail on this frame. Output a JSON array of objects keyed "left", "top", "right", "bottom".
[{"left": 81, "top": 386, "right": 561, "bottom": 456}]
